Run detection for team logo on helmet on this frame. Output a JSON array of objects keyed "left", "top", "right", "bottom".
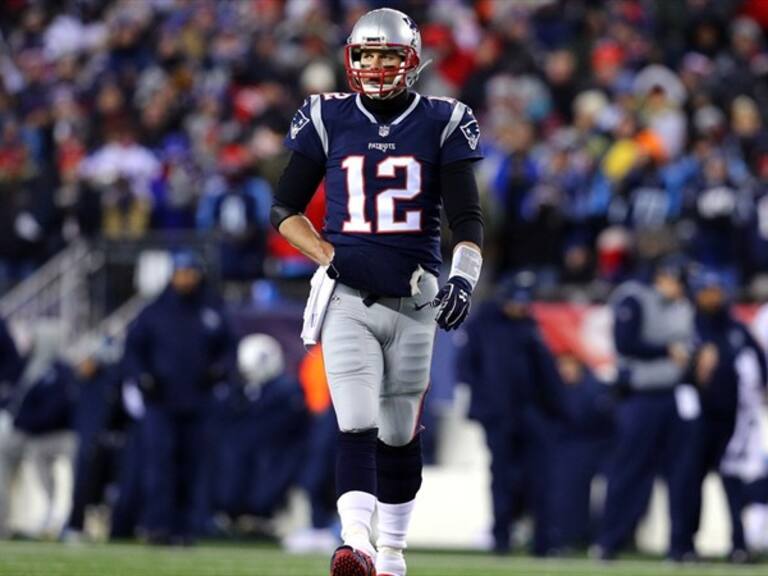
[{"left": 403, "top": 15, "right": 419, "bottom": 44}]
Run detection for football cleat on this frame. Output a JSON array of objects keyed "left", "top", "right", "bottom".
[{"left": 330, "top": 545, "right": 377, "bottom": 576}]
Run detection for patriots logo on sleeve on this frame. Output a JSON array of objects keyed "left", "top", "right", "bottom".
[
  {"left": 290, "top": 109, "right": 310, "bottom": 140},
  {"left": 460, "top": 117, "right": 480, "bottom": 151}
]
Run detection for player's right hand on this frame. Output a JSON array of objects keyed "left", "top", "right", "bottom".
[
  {"left": 318, "top": 241, "right": 339, "bottom": 279},
  {"left": 318, "top": 240, "right": 335, "bottom": 266}
]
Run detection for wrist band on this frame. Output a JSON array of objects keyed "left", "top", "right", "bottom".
[{"left": 449, "top": 244, "right": 482, "bottom": 290}]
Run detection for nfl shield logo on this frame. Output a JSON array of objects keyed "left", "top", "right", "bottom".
[{"left": 379, "top": 125, "right": 390, "bottom": 137}]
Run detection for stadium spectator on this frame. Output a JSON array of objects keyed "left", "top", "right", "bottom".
[
  {"left": 196, "top": 164, "right": 271, "bottom": 284},
  {"left": 0, "top": 1, "right": 765, "bottom": 296},
  {"left": 684, "top": 151, "right": 751, "bottom": 283},
  {"left": 0, "top": 119, "right": 59, "bottom": 294},
  {"left": 78, "top": 123, "right": 159, "bottom": 239}
]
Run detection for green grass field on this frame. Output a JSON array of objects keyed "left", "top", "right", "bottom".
[{"left": 1, "top": 542, "right": 767, "bottom": 576}]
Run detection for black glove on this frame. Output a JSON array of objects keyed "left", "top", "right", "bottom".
[{"left": 433, "top": 276, "right": 473, "bottom": 331}]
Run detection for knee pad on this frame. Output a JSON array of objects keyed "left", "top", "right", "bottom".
[{"left": 377, "top": 434, "right": 423, "bottom": 504}]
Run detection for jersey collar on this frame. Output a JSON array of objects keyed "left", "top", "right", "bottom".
[{"left": 355, "top": 93, "right": 421, "bottom": 126}]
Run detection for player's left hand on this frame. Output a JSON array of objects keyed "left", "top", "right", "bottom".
[{"left": 433, "top": 276, "right": 472, "bottom": 331}]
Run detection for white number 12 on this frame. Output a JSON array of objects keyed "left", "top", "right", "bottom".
[{"left": 341, "top": 156, "right": 422, "bottom": 233}]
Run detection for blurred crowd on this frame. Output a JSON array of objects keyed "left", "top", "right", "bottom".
[{"left": 2, "top": 0, "right": 768, "bottom": 297}]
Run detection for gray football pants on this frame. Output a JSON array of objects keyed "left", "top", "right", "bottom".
[{"left": 321, "top": 275, "right": 439, "bottom": 447}]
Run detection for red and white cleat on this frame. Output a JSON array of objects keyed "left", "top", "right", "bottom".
[{"left": 329, "top": 545, "right": 377, "bottom": 576}]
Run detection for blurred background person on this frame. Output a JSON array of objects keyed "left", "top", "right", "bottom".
[
  {"left": 0, "top": 315, "right": 22, "bottom": 539},
  {"left": 457, "top": 271, "right": 566, "bottom": 556},
  {"left": 596, "top": 257, "right": 694, "bottom": 561},
  {"left": 0, "top": 316, "right": 23, "bottom": 425},
  {"left": 208, "top": 332, "right": 307, "bottom": 534},
  {"left": 679, "top": 267, "right": 767, "bottom": 563},
  {"left": 282, "top": 344, "right": 340, "bottom": 555},
  {"left": 123, "top": 250, "right": 235, "bottom": 545},
  {"left": 61, "top": 339, "right": 127, "bottom": 542},
  {"left": 548, "top": 350, "right": 615, "bottom": 553},
  {"left": 0, "top": 322, "right": 75, "bottom": 539}
]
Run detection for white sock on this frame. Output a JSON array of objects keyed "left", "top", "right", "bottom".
[
  {"left": 337, "top": 491, "right": 377, "bottom": 557},
  {"left": 376, "top": 499, "right": 415, "bottom": 551},
  {"left": 377, "top": 546, "right": 406, "bottom": 576}
]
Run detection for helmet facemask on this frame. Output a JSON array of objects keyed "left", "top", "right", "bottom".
[{"left": 345, "top": 44, "right": 420, "bottom": 99}]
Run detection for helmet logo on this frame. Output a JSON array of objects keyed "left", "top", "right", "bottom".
[{"left": 403, "top": 15, "right": 419, "bottom": 36}]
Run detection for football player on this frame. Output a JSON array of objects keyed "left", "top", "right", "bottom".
[{"left": 271, "top": 8, "right": 484, "bottom": 576}]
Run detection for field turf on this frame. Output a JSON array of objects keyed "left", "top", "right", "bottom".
[{"left": 0, "top": 541, "right": 766, "bottom": 576}]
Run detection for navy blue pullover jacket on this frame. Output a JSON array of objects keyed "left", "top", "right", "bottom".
[
  {"left": 14, "top": 362, "right": 77, "bottom": 434},
  {"left": 457, "top": 301, "right": 566, "bottom": 425},
  {"left": 0, "top": 318, "right": 22, "bottom": 410},
  {"left": 694, "top": 308, "right": 767, "bottom": 421},
  {"left": 124, "top": 285, "right": 235, "bottom": 413}
]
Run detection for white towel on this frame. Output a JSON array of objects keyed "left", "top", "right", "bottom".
[{"left": 301, "top": 265, "right": 337, "bottom": 347}]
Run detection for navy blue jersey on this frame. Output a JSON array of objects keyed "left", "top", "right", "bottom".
[{"left": 285, "top": 92, "right": 482, "bottom": 296}]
